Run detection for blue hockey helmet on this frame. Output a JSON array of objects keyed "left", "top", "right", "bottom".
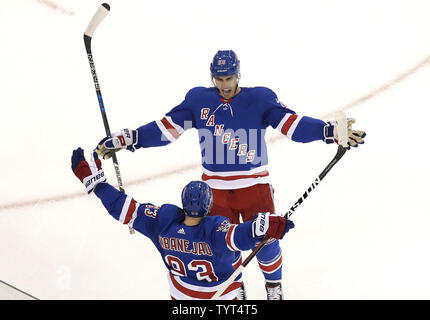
[
  {"left": 181, "top": 181, "right": 213, "bottom": 218},
  {"left": 210, "top": 50, "right": 240, "bottom": 77}
]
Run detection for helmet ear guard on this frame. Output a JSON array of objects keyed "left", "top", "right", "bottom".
[{"left": 181, "top": 181, "right": 213, "bottom": 218}]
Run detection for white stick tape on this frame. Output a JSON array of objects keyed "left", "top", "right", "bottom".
[
  {"left": 84, "top": 3, "right": 110, "bottom": 38},
  {"left": 335, "top": 111, "right": 348, "bottom": 148}
]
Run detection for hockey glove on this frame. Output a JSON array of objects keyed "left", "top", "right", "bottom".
[
  {"left": 324, "top": 118, "right": 366, "bottom": 149},
  {"left": 252, "top": 212, "right": 295, "bottom": 240},
  {"left": 71, "top": 147, "right": 106, "bottom": 194},
  {"left": 95, "top": 128, "right": 138, "bottom": 160}
]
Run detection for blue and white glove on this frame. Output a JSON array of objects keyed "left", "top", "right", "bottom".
[
  {"left": 324, "top": 118, "right": 366, "bottom": 149},
  {"left": 71, "top": 147, "right": 106, "bottom": 194},
  {"left": 252, "top": 212, "right": 295, "bottom": 240},
  {"left": 95, "top": 128, "right": 138, "bottom": 160}
]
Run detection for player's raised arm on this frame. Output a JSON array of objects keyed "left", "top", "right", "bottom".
[
  {"left": 262, "top": 88, "right": 366, "bottom": 147},
  {"left": 71, "top": 148, "right": 160, "bottom": 237},
  {"left": 94, "top": 89, "right": 198, "bottom": 160}
]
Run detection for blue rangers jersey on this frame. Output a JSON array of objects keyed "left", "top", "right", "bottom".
[
  {"left": 94, "top": 182, "right": 262, "bottom": 300},
  {"left": 135, "top": 86, "right": 327, "bottom": 189}
]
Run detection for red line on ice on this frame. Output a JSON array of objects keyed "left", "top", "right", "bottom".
[{"left": 32, "top": 0, "right": 75, "bottom": 16}]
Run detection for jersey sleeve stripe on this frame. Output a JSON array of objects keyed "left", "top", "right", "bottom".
[
  {"left": 225, "top": 224, "right": 240, "bottom": 252},
  {"left": 276, "top": 113, "right": 292, "bottom": 132},
  {"left": 157, "top": 116, "right": 183, "bottom": 141},
  {"left": 127, "top": 202, "right": 140, "bottom": 227},
  {"left": 280, "top": 114, "right": 297, "bottom": 135},
  {"left": 155, "top": 119, "right": 175, "bottom": 142},
  {"left": 119, "top": 196, "right": 137, "bottom": 225},
  {"left": 277, "top": 114, "right": 303, "bottom": 139},
  {"left": 165, "top": 116, "right": 185, "bottom": 134},
  {"left": 285, "top": 115, "right": 303, "bottom": 139}
]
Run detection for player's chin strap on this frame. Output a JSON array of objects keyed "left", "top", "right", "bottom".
[{"left": 210, "top": 111, "right": 349, "bottom": 300}]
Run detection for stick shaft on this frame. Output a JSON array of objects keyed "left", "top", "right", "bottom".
[
  {"left": 84, "top": 34, "right": 125, "bottom": 193},
  {"left": 83, "top": 4, "right": 134, "bottom": 234},
  {"left": 85, "top": 48, "right": 125, "bottom": 190},
  {"left": 211, "top": 266, "right": 244, "bottom": 300}
]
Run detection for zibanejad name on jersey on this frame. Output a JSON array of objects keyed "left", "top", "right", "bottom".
[{"left": 158, "top": 236, "right": 213, "bottom": 256}]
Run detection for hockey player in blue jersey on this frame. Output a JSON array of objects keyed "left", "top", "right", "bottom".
[
  {"left": 71, "top": 147, "right": 295, "bottom": 300},
  {"left": 95, "top": 50, "right": 366, "bottom": 299}
]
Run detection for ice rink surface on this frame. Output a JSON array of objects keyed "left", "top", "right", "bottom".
[{"left": 1, "top": 0, "right": 430, "bottom": 299}]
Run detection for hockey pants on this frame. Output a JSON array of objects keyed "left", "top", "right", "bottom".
[{"left": 210, "top": 183, "right": 283, "bottom": 281}]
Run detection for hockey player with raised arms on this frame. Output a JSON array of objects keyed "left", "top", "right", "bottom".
[
  {"left": 95, "top": 50, "right": 366, "bottom": 299},
  {"left": 71, "top": 147, "right": 294, "bottom": 300}
]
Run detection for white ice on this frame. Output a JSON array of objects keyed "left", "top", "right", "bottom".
[{"left": 1, "top": 0, "right": 430, "bottom": 300}]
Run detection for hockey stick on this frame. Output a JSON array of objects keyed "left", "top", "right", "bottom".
[
  {"left": 84, "top": 3, "right": 134, "bottom": 234},
  {"left": 211, "top": 112, "right": 348, "bottom": 300}
]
